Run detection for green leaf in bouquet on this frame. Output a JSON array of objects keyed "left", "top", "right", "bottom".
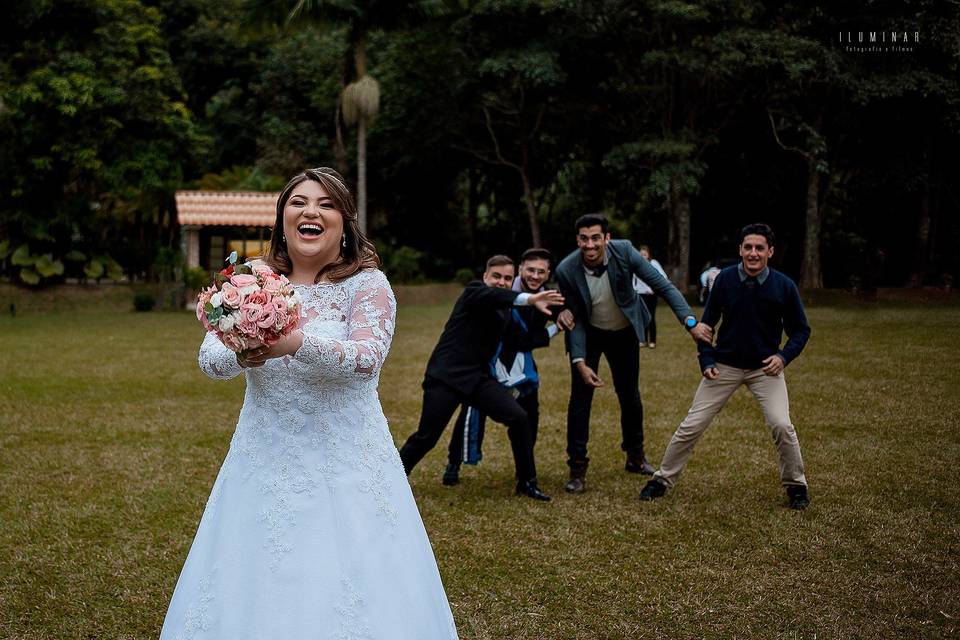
[
  {"left": 64, "top": 250, "right": 87, "bottom": 262},
  {"left": 204, "top": 301, "right": 215, "bottom": 314},
  {"left": 35, "top": 254, "right": 65, "bottom": 277},
  {"left": 19, "top": 267, "right": 40, "bottom": 285},
  {"left": 234, "top": 263, "right": 253, "bottom": 275},
  {"left": 84, "top": 259, "right": 105, "bottom": 279},
  {"left": 0, "top": 239, "right": 10, "bottom": 260},
  {"left": 206, "top": 306, "right": 223, "bottom": 323},
  {"left": 11, "top": 244, "right": 35, "bottom": 267},
  {"left": 215, "top": 272, "right": 229, "bottom": 284}
]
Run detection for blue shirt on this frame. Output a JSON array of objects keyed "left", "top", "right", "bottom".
[{"left": 698, "top": 265, "right": 811, "bottom": 372}]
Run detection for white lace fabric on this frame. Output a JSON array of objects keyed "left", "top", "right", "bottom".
[{"left": 162, "top": 269, "right": 458, "bottom": 640}]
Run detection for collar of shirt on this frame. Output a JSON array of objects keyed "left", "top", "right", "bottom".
[
  {"left": 738, "top": 263, "right": 769, "bottom": 285},
  {"left": 582, "top": 250, "right": 610, "bottom": 278}
]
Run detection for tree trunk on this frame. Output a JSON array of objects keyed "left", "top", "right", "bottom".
[
  {"left": 520, "top": 171, "right": 541, "bottom": 248},
  {"left": 800, "top": 156, "right": 823, "bottom": 289},
  {"left": 357, "top": 116, "right": 367, "bottom": 234},
  {"left": 334, "top": 99, "right": 349, "bottom": 177},
  {"left": 667, "top": 183, "right": 691, "bottom": 290},
  {"left": 467, "top": 167, "right": 479, "bottom": 265},
  {"left": 908, "top": 134, "right": 934, "bottom": 287}
]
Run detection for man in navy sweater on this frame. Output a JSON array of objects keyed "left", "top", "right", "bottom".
[{"left": 640, "top": 223, "right": 812, "bottom": 509}]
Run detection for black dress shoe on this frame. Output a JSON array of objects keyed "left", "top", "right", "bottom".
[
  {"left": 625, "top": 455, "right": 655, "bottom": 475},
  {"left": 441, "top": 463, "right": 460, "bottom": 486},
  {"left": 563, "top": 476, "right": 586, "bottom": 493},
  {"left": 639, "top": 479, "right": 667, "bottom": 501},
  {"left": 786, "top": 485, "right": 810, "bottom": 510},
  {"left": 516, "top": 480, "right": 551, "bottom": 501}
]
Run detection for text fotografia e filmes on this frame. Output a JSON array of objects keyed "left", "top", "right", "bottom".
[{"left": 838, "top": 31, "right": 920, "bottom": 44}]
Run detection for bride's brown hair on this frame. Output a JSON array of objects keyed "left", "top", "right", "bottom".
[{"left": 265, "top": 167, "right": 380, "bottom": 283}]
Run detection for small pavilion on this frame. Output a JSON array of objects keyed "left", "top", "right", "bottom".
[{"left": 175, "top": 191, "right": 279, "bottom": 271}]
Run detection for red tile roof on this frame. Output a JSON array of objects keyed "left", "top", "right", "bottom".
[{"left": 175, "top": 191, "right": 279, "bottom": 227}]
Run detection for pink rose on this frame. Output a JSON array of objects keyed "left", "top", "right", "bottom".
[
  {"left": 245, "top": 290, "right": 271, "bottom": 307},
  {"left": 252, "top": 263, "right": 274, "bottom": 278},
  {"left": 230, "top": 273, "right": 258, "bottom": 288},
  {"left": 263, "top": 276, "right": 283, "bottom": 294},
  {"left": 221, "top": 332, "right": 244, "bottom": 352},
  {"left": 196, "top": 291, "right": 213, "bottom": 327},
  {"left": 272, "top": 300, "right": 288, "bottom": 331},
  {"left": 220, "top": 282, "right": 243, "bottom": 309},
  {"left": 256, "top": 303, "right": 277, "bottom": 329},
  {"left": 237, "top": 314, "right": 260, "bottom": 337}
]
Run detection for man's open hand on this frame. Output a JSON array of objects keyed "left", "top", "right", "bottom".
[{"left": 529, "top": 290, "right": 564, "bottom": 315}]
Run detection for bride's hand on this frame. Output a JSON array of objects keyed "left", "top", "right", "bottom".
[{"left": 238, "top": 330, "right": 304, "bottom": 367}]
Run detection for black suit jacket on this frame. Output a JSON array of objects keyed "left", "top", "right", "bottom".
[
  {"left": 498, "top": 298, "right": 552, "bottom": 372},
  {"left": 424, "top": 281, "right": 522, "bottom": 394}
]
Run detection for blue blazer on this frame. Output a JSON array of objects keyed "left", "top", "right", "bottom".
[{"left": 555, "top": 240, "right": 693, "bottom": 361}]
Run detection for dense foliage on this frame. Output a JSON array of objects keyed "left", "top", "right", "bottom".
[{"left": 2, "top": 0, "right": 957, "bottom": 288}]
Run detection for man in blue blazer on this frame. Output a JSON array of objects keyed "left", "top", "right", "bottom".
[{"left": 555, "top": 213, "right": 712, "bottom": 493}]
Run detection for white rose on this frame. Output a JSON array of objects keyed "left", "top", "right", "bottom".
[
  {"left": 218, "top": 312, "right": 237, "bottom": 332},
  {"left": 240, "top": 284, "right": 259, "bottom": 297},
  {"left": 210, "top": 292, "right": 223, "bottom": 307}
]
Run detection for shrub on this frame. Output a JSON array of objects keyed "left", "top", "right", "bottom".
[
  {"left": 184, "top": 267, "right": 210, "bottom": 293},
  {"left": 454, "top": 268, "right": 475, "bottom": 285},
  {"left": 133, "top": 292, "right": 156, "bottom": 312},
  {"left": 382, "top": 245, "right": 425, "bottom": 283}
]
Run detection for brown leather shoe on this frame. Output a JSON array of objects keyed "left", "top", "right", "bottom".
[{"left": 564, "top": 476, "right": 586, "bottom": 493}]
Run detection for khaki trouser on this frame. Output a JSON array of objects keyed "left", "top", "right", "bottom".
[{"left": 654, "top": 363, "right": 807, "bottom": 489}]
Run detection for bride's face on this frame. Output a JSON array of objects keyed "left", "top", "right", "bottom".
[{"left": 282, "top": 180, "right": 345, "bottom": 267}]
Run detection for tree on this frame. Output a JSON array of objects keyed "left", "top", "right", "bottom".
[
  {"left": 0, "top": 0, "right": 203, "bottom": 284},
  {"left": 286, "top": 0, "right": 443, "bottom": 234}
]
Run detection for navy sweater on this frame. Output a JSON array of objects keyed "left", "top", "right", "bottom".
[{"left": 698, "top": 265, "right": 811, "bottom": 371}]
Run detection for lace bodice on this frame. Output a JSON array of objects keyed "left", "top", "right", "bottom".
[{"left": 194, "top": 268, "right": 403, "bottom": 565}]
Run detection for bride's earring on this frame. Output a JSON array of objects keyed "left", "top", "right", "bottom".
[{"left": 341, "top": 234, "right": 347, "bottom": 249}]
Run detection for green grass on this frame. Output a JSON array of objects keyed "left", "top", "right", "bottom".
[{"left": 1, "top": 303, "right": 959, "bottom": 639}]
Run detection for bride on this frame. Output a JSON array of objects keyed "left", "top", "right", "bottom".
[{"left": 160, "top": 167, "right": 458, "bottom": 639}]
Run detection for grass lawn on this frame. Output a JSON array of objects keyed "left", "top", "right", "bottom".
[{"left": 1, "top": 300, "right": 958, "bottom": 639}]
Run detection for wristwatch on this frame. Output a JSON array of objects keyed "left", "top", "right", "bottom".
[{"left": 684, "top": 316, "right": 698, "bottom": 330}]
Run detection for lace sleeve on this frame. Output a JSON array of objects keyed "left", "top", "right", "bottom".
[
  {"left": 293, "top": 270, "right": 396, "bottom": 379},
  {"left": 198, "top": 331, "right": 244, "bottom": 380}
]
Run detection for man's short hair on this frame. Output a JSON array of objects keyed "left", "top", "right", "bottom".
[
  {"left": 574, "top": 213, "right": 609, "bottom": 235},
  {"left": 520, "top": 248, "right": 553, "bottom": 266},
  {"left": 739, "top": 223, "right": 775, "bottom": 247},
  {"left": 485, "top": 254, "right": 514, "bottom": 271}
]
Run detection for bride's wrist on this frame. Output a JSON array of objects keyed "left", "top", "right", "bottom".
[{"left": 287, "top": 330, "right": 304, "bottom": 356}]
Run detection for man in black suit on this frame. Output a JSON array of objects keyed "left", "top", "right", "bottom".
[
  {"left": 554, "top": 213, "right": 712, "bottom": 493},
  {"left": 442, "top": 248, "right": 561, "bottom": 486},
  {"left": 398, "top": 255, "right": 564, "bottom": 500}
]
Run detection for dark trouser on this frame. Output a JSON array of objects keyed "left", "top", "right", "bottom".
[
  {"left": 566, "top": 325, "right": 643, "bottom": 473},
  {"left": 400, "top": 376, "right": 537, "bottom": 482},
  {"left": 447, "top": 390, "right": 540, "bottom": 466},
  {"left": 640, "top": 294, "right": 657, "bottom": 343}
]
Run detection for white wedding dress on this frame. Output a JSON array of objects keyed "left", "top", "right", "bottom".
[{"left": 161, "top": 269, "right": 458, "bottom": 640}]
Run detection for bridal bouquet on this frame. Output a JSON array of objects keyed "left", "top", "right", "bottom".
[{"left": 196, "top": 252, "right": 302, "bottom": 352}]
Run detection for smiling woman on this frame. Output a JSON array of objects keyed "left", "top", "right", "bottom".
[
  {"left": 264, "top": 167, "right": 380, "bottom": 285},
  {"left": 159, "top": 167, "right": 459, "bottom": 639}
]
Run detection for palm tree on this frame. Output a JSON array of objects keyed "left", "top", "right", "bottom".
[{"left": 287, "top": 0, "right": 443, "bottom": 234}]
